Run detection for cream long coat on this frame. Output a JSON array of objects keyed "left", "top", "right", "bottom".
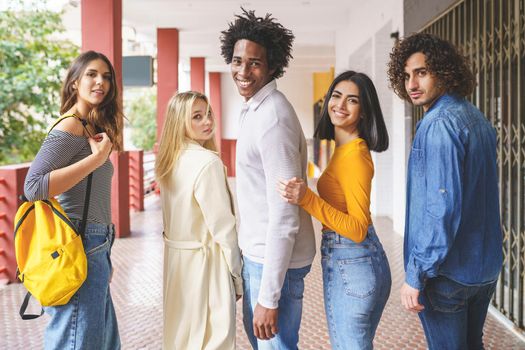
[{"left": 161, "top": 141, "right": 243, "bottom": 350}]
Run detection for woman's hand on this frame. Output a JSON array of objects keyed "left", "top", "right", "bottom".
[
  {"left": 88, "top": 132, "right": 113, "bottom": 167},
  {"left": 278, "top": 177, "right": 306, "bottom": 205},
  {"left": 47, "top": 132, "right": 113, "bottom": 198}
]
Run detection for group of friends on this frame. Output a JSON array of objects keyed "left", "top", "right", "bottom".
[{"left": 24, "top": 8, "right": 503, "bottom": 350}]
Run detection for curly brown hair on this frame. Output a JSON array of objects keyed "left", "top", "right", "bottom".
[
  {"left": 387, "top": 33, "right": 476, "bottom": 101},
  {"left": 220, "top": 8, "right": 294, "bottom": 79}
]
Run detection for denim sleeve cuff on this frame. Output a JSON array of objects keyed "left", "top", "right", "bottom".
[{"left": 405, "top": 262, "right": 424, "bottom": 290}]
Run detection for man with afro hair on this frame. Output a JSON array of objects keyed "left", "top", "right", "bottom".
[
  {"left": 388, "top": 32, "right": 503, "bottom": 349},
  {"left": 220, "top": 8, "right": 315, "bottom": 349}
]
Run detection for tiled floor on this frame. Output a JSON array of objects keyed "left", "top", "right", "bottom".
[{"left": 1, "top": 194, "right": 525, "bottom": 349}]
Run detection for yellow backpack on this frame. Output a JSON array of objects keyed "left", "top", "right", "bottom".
[{"left": 14, "top": 114, "right": 92, "bottom": 319}]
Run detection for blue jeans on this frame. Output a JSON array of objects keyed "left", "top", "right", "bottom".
[
  {"left": 242, "top": 257, "right": 311, "bottom": 350},
  {"left": 321, "top": 226, "right": 391, "bottom": 350},
  {"left": 44, "top": 221, "right": 120, "bottom": 350},
  {"left": 419, "top": 275, "right": 497, "bottom": 350}
]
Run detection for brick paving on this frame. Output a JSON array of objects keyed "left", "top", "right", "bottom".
[{"left": 1, "top": 194, "right": 525, "bottom": 349}]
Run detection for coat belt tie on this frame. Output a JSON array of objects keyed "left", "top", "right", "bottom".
[{"left": 162, "top": 233, "right": 209, "bottom": 256}]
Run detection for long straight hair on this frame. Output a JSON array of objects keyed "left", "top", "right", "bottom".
[
  {"left": 155, "top": 91, "right": 217, "bottom": 186},
  {"left": 60, "top": 50, "right": 124, "bottom": 151},
  {"left": 315, "top": 70, "right": 389, "bottom": 152}
]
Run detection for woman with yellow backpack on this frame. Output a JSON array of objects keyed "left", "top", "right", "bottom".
[{"left": 23, "top": 51, "right": 123, "bottom": 349}]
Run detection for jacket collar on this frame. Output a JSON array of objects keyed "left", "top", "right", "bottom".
[
  {"left": 184, "top": 139, "right": 219, "bottom": 155},
  {"left": 426, "top": 93, "right": 461, "bottom": 114}
]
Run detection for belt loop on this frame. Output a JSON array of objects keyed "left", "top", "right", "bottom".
[{"left": 367, "top": 225, "right": 374, "bottom": 239}]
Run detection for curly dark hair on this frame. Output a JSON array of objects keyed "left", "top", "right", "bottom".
[
  {"left": 220, "top": 8, "right": 294, "bottom": 79},
  {"left": 387, "top": 33, "right": 476, "bottom": 101}
]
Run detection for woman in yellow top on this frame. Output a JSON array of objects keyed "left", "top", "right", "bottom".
[
  {"left": 155, "top": 92, "right": 243, "bottom": 349},
  {"left": 280, "top": 70, "right": 391, "bottom": 349}
]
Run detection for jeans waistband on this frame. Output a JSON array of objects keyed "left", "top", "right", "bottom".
[
  {"left": 71, "top": 219, "right": 115, "bottom": 235},
  {"left": 322, "top": 225, "right": 380, "bottom": 245}
]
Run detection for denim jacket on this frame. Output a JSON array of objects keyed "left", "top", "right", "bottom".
[{"left": 404, "top": 94, "right": 503, "bottom": 290}]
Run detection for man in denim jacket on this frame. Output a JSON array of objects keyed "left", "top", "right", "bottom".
[{"left": 387, "top": 33, "right": 503, "bottom": 349}]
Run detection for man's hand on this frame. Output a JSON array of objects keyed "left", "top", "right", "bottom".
[
  {"left": 253, "top": 303, "right": 279, "bottom": 340},
  {"left": 400, "top": 282, "right": 424, "bottom": 312}
]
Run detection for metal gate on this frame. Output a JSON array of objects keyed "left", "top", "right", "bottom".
[{"left": 412, "top": 0, "right": 525, "bottom": 331}]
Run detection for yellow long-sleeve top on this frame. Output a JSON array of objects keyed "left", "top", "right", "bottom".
[{"left": 299, "top": 138, "right": 372, "bottom": 243}]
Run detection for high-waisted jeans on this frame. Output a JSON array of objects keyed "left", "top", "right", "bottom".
[
  {"left": 321, "top": 226, "right": 391, "bottom": 350},
  {"left": 44, "top": 221, "right": 120, "bottom": 350}
]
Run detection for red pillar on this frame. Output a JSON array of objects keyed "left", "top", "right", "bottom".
[
  {"left": 0, "top": 164, "right": 30, "bottom": 283},
  {"left": 81, "top": 0, "right": 129, "bottom": 237},
  {"left": 209, "top": 72, "right": 222, "bottom": 153},
  {"left": 157, "top": 28, "right": 179, "bottom": 142},
  {"left": 110, "top": 152, "right": 130, "bottom": 238},
  {"left": 190, "top": 57, "right": 205, "bottom": 93},
  {"left": 129, "top": 150, "right": 144, "bottom": 212},
  {"left": 81, "top": 0, "right": 122, "bottom": 84},
  {"left": 221, "top": 140, "right": 237, "bottom": 177}
]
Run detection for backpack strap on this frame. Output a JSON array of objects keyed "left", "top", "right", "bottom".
[
  {"left": 79, "top": 173, "right": 93, "bottom": 238},
  {"left": 49, "top": 113, "right": 92, "bottom": 137},
  {"left": 19, "top": 292, "right": 44, "bottom": 320}
]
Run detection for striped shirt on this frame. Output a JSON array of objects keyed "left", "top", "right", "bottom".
[{"left": 24, "top": 129, "right": 113, "bottom": 224}]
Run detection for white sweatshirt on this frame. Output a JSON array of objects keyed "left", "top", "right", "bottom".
[{"left": 236, "top": 80, "right": 316, "bottom": 309}]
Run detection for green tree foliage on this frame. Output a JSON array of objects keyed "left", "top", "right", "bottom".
[
  {"left": 0, "top": 2, "right": 78, "bottom": 165},
  {"left": 125, "top": 88, "right": 157, "bottom": 151}
]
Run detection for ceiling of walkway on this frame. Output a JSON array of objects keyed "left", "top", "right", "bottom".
[{"left": 64, "top": 0, "right": 352, "bottom": 72}]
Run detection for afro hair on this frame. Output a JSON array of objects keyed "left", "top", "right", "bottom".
[{"left": 220, "top": 8, "right": 294, "bottom": 79}]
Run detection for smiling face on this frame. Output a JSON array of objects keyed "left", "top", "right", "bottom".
[
  {"left": 230, "top": 39, "right": 275, "bottom": 101},
  {"left": 74, "top": 58, "right": 111, "bottom": 111},
  {"left": 188, "top": 98, "right": 214, "bottom": 145},
  {"left": 327, "top": 80, "right": 362, "bottom": 135},
  {"left": 404, "top": 52, "right": 445, "bottom": 112}
]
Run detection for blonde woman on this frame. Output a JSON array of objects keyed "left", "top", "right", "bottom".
[{"left": 155, "top": 91, "right": 243, "bottom": 349}]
